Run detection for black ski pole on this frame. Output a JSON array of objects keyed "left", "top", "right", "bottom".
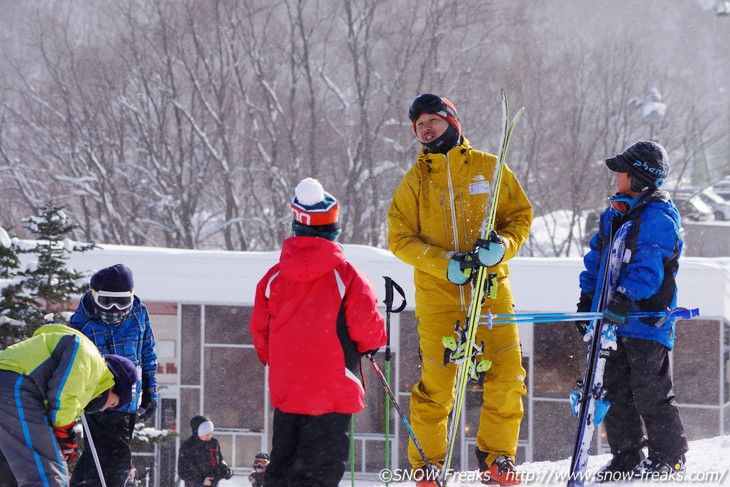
[
  {"left": 382, "top": 276, "right": 406, "bottom": 485},
  {"left": 367, "top": 354, "right": 442, "bottom": 487}
]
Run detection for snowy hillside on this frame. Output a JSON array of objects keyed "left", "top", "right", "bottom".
[{"left": 217, "top": 436, "right": 730, "bottom": 486}]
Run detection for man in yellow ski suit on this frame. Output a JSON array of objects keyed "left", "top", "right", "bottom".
[{"left": 388, "top": 94, "right": 532, "bottom": 485}]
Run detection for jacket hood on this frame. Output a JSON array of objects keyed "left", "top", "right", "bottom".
[
  {"left": 33, "top": 323, "right": 88, "bottom": 340},
  {"left": 278, "top": 237, "right": 345, "bottom": 283}
]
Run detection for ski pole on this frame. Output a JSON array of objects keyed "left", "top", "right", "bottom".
[
  {"left": 81, "top": 413, "right": 108, "bottom": 487},
  {"left": 382, "top": 276, "right": 406, "bottom": 486},
  {"left": 349, "top": 416, "right": 355, "bottom": 487},
  {"left": 478, "top": 307, "right": 700, "bottom": 325},
  {"left": 367, "top": 354, "right": 442, "bottom": 487}
]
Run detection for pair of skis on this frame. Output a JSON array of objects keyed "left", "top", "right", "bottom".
[{"left": 440, "top": 88, "right": 524, "bottom": 482}]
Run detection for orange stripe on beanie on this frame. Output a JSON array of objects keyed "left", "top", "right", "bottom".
[{"left": 291, "top": 178, "right": 339, "bottom": 226}]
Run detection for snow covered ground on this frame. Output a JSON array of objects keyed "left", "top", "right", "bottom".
[{"left": 217, "top": 436, "right": 730, "bottom": 486}]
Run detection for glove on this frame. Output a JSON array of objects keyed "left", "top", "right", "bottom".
[
  {"left": 575, "top": 293, "right": 593, "bottom": 336},
  {"left": 362, "top": 349, "right": 379, "bottom": 358},
  {"left": 53, "top": 423, "right": 78, "bottom": 463},
  {"left": 256, "top": 351, "right": 268, "bottom": 366},
  {"left": 447, "top": 252, "right": 477, "bottom": 285},
  {"left": 603, "top": 292, "right": 632, "bottom": 325},
  {"left": 473, "top": 230, "right": 506, "bottom": 267},
  {"left": 138, "top": 377, "right": 158, "bottom": 422},
  {"left": 219, "top": 461, "right": 233, "bottom": 480},
  {"left": 249, "top": 471, "right": 265, "bottom": 487}
]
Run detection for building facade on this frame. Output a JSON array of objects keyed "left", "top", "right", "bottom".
[{"left": 64, "top": 245, "right": 730, "bottom": 486}]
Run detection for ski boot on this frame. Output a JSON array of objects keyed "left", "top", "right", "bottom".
[
  {"left": 631, "top": 454, "right": 685, "bottom": 479},
  {"left": 595, "top": 449, "right": 644, "bottom": 482},
  {"left": 414, "top": 465, "right": 443, "bottom": 487},
  {"left": 480, "top": 456, "right": 521, "bottom": 486}
]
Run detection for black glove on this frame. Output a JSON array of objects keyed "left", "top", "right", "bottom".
[
  {"left": 362, "top": 349, "right": 379, "bottom": 358},
  {"left": 249, "top": 471, "right": 265, "bottom": 487},
  {"left": 575, "top": 293, "right": 593, "bottom": 336},
  {"left": 138, "top": 377, "right": 158, "bottom": 422},
  {"left": 219, "top": 461, "right": 233, "bottom": 480},
  {"left": 603, "top": 292, "right": 632, "bottom": 325}
]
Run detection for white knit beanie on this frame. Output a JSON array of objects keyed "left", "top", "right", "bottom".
[{"left": 198, "top": 420, "right": 214, "bottom": 436}]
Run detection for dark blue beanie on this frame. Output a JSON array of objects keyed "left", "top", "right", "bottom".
[
  {"left": 104, "top": 354, "right": 138, "bottom": 408},
  {"left": 90, "top": 264, "right": 134, "bottom": 292}
]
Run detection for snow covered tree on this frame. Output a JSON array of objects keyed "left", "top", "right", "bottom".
[
  {"left": 5, "top": 204, "right": 96, "bottom": 342},
  {"left": 0, "top": 226, "right": 26, "bottom": 348}
]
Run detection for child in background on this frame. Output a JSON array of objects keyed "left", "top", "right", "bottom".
[
  {"left": 248, "top": 452, "right": 268, "bottom": 487},
  {"left": 178, "top": 416, "right": 233, "bottom": 486}
]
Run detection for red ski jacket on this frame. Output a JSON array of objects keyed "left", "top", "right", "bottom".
[{"left": 249, "top": 236, "right": 387, "bottom": 415}]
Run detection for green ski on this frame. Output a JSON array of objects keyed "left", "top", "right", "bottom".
[{"left": 441, "top": 87, "right": 524, "bottom": 482}]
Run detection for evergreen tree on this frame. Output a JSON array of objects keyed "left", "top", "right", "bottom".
[
  {"left": 5, "top": 203, "right": 96, "bottom": 343},
  {"left": 0, "top": 226, "right": 26, "bottom": 348}
]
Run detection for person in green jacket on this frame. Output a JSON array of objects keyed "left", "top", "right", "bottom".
[{"left": 0, "top": 323, "right": 138, "bottom": 487}]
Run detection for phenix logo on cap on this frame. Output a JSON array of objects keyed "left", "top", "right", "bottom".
[
  {"left": 290, "top": 178, "right": 339, "bottom": 226},
  {"left": 632, "top": 159, "right": 668, "bottom": 178}
]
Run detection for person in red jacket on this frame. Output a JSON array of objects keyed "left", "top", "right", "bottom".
[{"left": 249, "top": 177, "right": 387, "bottom": 487}]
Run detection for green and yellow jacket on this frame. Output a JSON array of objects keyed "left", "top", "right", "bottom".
[{"left": 0, "top": 324, "right": 114, "bottom": 427}]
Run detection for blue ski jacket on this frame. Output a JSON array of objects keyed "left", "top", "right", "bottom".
[
  {"left": 68, "top": 293, "right": 157, "bottom": 412},
  {"left": 579, "top": 190, "right": 682, "bottom": 349}
]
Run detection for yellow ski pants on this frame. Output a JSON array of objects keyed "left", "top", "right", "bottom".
[{"left": 408, "top": 303, "right": 526, "bottom": 469}]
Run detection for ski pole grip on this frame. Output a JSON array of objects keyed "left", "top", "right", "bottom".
[
  {"left": 383, "top": 276, "right": 407, "bottom": 313},
  {"left": 677, "top": 307, "right": 700, "bottom": 319}
]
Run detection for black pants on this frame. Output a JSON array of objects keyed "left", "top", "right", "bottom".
[
  {"left": 603, "top": 336, "right": 687, "bottom": 462},
  {"left": 0, "top": 453, "right": 16, "bottom": 487},
  {"left": 70, "top": 411, "right": 135, "bottom": 487},
  {"left": 265, "top": 409, "right": 350, "bottom": 487}
]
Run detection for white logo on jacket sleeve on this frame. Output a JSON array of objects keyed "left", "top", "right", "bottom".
[
  {"left": 265, "top": 272, "right": 279, "bottom": 299},
  {"left": 470, "top": 181, "right": 490, "bottom": 195},
  {"left": 333, "top": 270, "right": 345, "bottom": 298}
]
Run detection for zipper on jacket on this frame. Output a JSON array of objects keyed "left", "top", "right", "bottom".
[{"left": 445, "top": 153, "right": 467, "bottom": 311}]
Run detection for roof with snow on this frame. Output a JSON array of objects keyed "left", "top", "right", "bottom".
[{"left": 57, "top": 243, "right": 730, "bottom": 322}]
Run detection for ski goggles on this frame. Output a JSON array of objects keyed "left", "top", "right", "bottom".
[
  {"left": 253, "top": 457, "right": 270, "bottom": 468},
  {"left": 92, "top": 290, "right": 134, "bottom": 311},
  {"left": 408, "top": 94, "right": 457, "bottom": 122},
  {"left": 608, "top": 192, "right": 644, "bottom": 216}
]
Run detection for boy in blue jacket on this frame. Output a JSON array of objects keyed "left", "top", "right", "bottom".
[
  {"left": 67, "top": 264, "right": 158, "bottom": 487},
  {"left": 577, "top": 141, "right": 687, "bottom": 480}
]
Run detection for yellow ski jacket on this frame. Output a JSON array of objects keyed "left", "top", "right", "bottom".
[
  {"left": 0, "top": 324, "right": 115, "bottom": 427},
  {"left": 388, "top": 137, "right": 532, "bottom": 315}
]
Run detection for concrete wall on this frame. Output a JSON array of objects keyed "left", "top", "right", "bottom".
[{"left": 682, "top": 221, "right": 730, "bottom": 257}]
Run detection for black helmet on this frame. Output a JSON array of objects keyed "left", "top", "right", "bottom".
[
  {"left": 408, "top": 94, "right": 461, "bottom": 138},
  {"left": 606, "top": 141, "right": 669, "bottom": 193},
  {"left": 408, "top": 94, "right": 457, "bottom": 121}
]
